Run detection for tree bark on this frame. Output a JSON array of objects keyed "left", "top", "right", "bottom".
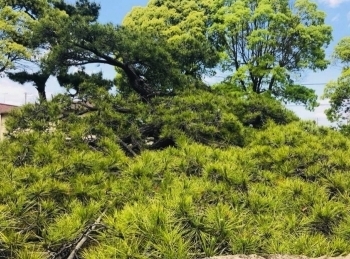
[
  {"left": 7, "top": 71, "right": 49, "bottom": 102},
  {"left": 37, "top": 84, "right": 47, "bottom": 101},
  {"left": 122, "top": 63, "right": 156, "bottom": 100}
]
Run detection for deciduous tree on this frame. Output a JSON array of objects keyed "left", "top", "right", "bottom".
[
  {"left": 210, "top": 0, "right": 332, "bottom": 108},
  {"left": 323, "top": 37, "right": 350, "bottom": 123},
  {"left": 0, "top": 2, "right": 37, "bottom": 73}
]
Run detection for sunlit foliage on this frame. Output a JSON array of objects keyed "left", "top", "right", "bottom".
[
  {"left": 1, "top": 88, "right": 350, "bottom": 258},
  {"left": 0, "top": 0, "right": 347, "bottom": 258}
]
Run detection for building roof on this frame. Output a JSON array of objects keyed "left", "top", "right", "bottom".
[{"left": 0, "top": 103, "right": 18, "bottom": 114}]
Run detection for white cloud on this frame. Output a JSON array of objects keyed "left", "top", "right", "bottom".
[
  {"left": 319, "top": 98, "right": 330, "bottom": 105},
  {"left": 0, "top": 78, "right": 38, "bottom": 105},
  {"left": 320, "top": 0, "right": 350, "bottom": 7},
  {"left": 313, "top": 110, "right": 329, "bottom": 120}
]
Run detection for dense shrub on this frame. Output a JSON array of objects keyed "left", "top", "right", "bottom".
[{"left": 1, "top": 91, "right": 350, "bottom": 258}]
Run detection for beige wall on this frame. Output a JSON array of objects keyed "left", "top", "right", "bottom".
[{"left": 0, "top": 113, "right": 8, "bottom": 140}]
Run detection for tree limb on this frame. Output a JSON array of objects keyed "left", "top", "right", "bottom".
[
  {"left": 74, "top": 43, "right": 124, "bottom": 68},
  {"left": 118, "top": 138, "right": 137, "bottom": 157},
  {"left": 67, "top": 208, "right": 107, "bottom": 259}
]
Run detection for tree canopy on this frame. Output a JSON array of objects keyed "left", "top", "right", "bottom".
[
  {"left": 1, "top": 0, "right": 102, "bottom": 100},
  {"left": 0, "top": 2, "right": 37, "bottom": 73},
  {"left": 209, "top": 0, "right": 331, "bottom": 108},
  {"left": 323, "top": 37, "right": 350, "bottom": 123},
  {"left": 121, "top": 0, "right": 219, "bottom": 85},
  {"left": 1, "top": 0, "right": 332, "bottom": 105}
]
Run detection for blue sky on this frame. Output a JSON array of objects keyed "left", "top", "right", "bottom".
[{"left": 1, "top": 0, "right": 350, "bottom": 125}]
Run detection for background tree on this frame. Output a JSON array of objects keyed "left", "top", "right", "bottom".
[
  {"left": 2, "top": 0, "right": 100, "bottom": 99},
  {"left": 323, "top": 37, "right": 350, "bottom": 123},
  {"left": 209, "top": 0, "right": 332, "bottom": 109},
  {"left": 0, "top": 1, "right": 38, "bottom": 73}
]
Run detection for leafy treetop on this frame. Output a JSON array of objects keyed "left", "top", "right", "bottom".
[
  {"left": 209, "top": 0, "right": 332, "bottom": 109},
  {"left": 323, "top": 37, "right": 350, "bottom": 123}
]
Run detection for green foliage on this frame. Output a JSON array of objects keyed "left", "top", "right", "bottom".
[
  {"left": 0, "top": 3, "right": 37, "bottom": 72},
  {"left": 2, "top": 0, "right": 101, "bottom": 98},
  {"left": 0, "top": 0, "right": 347, "bottom": 258},
  {"left": 40, "top": 7, "right": 191, "bottom": 98},
  {"left": 122, "top": 0, "right": 219, "bottom": 80},
  {"left": 278, "top": 84, "right": 319, "bottom": 111},
  {"left": 8, "top": 71, "right": 50, "bottom": 100},
  {"left": 2, "top": 86, "right": 350, "bottom": 258},
  {"left": 209, "top": 0, "right": 331, "bottom": 105},
  {"left": 147, "top": 90, "right": 246, "bottom": 147},
  {"left": 2, "top": 0, "right": 326, "bottom": 105},
  {"left": 323, "top": 37, "right": 350, "bottom": 124},
  {"left": 229, "top": 93, "right": 298, "bottom": 128}
]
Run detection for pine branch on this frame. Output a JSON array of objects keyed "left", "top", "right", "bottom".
[
  {"left": 118, "top": 138, "right": 137, "bottom": 157},
  {"left": 66, "top": 208, "right": 107, "bottom": 259}
]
